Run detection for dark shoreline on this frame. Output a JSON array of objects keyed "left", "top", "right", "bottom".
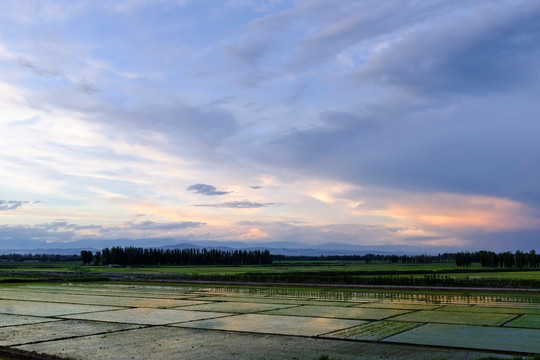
[{"left": 0, "top": 348, "right": 70, "bottom": 360}]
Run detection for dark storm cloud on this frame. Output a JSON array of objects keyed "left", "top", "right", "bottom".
[
  {"left": 187, "top": 184, "right": 230, "bottom": 196},
  {"left": 195, "top": 201, "right": 269, "bottom": 209}
]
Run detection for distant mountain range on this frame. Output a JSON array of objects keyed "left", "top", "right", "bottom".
[{"left": 0, "top": 239, "right": 463, "bottom": 256}]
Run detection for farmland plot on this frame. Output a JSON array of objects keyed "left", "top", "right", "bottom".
[
  {"left": 356, "top": 301, "right": 441, "bottom": 310},
  {"left": 437, "top": 304, "right": 540, "bottom": 315},
  {"left": 504, "top": 314, "right": 540, "bottom": 329},
  {"left": 191, "top": 295, "right": 311, "bottom": 305},
  {"left": 264, "top": 305, "right": 410, "bottom": 320},
  {"left": 17, "top": 326, "right": 500, "bottom": 360},
  {"left": 0, "top": 313, "right": 60, "bottom": 328},
  {"left": 326, "top": 321, "right": 421, "bottom": 340},
  {"left": 61, "top": 308, "right": 232, "bottom": 325},
  {"left": 191, "top": 295, "right": 355, "bottom": 306},
  {"left": 178, "top": 301, "right": 294, "bottom": 313},
  {"left": 0, "top": 319, "right": 141, "bottom": 346},
  {"left": 178, "top": 313, "right": 365, "bottom": 336},
  {"left": 0, "top": 299, "right": 121, "bottom": 317},
  {"left": 391, "top": 309, "right": 517, "bottom": 326},
  {"left": 384, "top": 323, "right": 540, "bottom": 353},
  {"left": 0, "top": 283, "right": 538, "bottom": 359},
  {"left": 1, "top": 284, "right": 201, "bottom": 299},
  {"left": 0, "top": 290, "right": 208, "bottom": 308}
]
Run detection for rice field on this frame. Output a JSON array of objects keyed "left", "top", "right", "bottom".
[{"left": 0, "top": 283, "right": 538, "bottom": 359}]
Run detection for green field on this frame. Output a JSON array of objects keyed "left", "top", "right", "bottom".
[
  {"left": 2, "top": 261, "right": 539, "bottom": 289},
  {"left": 0, "top": 260, "right": 485, "bottom": 274},
  {"left": 86, "top": 261, "right": 487, "bottom": 274}
]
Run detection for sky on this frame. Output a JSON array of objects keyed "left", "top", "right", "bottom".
[{"left": 1, "top": 0, "right": 540, "bottom": 252}]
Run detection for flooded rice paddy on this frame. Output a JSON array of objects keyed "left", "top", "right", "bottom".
[{"left": 0, "top": 284, "right": 538, "bottom": 359}]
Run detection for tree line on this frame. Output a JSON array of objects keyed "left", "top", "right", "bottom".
[
  {"left": 456, "top": 250, "right": 539, "bottom": 268},
  {"left": 3, "top": 248, "right": 539, "bottom": 270},
  {"left": 81, "top": 247, "right": 273, "bottom": 266},
  {"left": 272, "top": 253, "right": 455, "bottom": 264},
  {"left": 0, "top": 253, "right": 79, "bottom": 262}
]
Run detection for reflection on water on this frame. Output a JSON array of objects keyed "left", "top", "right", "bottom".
[
  {"left": 192, "top": 286, "right": 540, "bottom": 306},
  {"left": 24, "top": 282, "right": 540, "bottom": 307}
]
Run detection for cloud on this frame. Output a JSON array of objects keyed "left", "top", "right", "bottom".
[
  {"left": 375, "top": 192, "right": 540, "bottom": 233},
  {"left": 355, "top": 1, "right": 540, "bottom": 95},
  {"left": 254, "top": 2, "right": 540, "bottom": 210},
  {"left": 126, "top": 220, "right": 205, "bottom": 231},
  {"left": 0, "top": 200, "right": 29, "bottom": 211},
  {"left": 225, "top": 0, "right": 285, "bottom": 13},
  {"left": 36, "top": 221, "right": 69, "bottom": 230},
  {"left": 187, "top": 183, "right": 230, "bottom": 196},
  {"left": 17, "top": 57, "right": 63, "bottom": 77},
  {"left": 0, "top": 224, "right": 76, "bottom": 247},
  {"left": 194, "top": 201, "right": 269, "bottom": 209},
  {"left": 281, "top": 82, "right": 308, "bottom": 106},
  {"left": 283, "top": 0, "right": 460, "bottom": 72},
  {"left": 262, "top": 90, "right": 540, "bottom": 208},
  {"left": 228, "top": 0, "right": 461, "bottom": 78},
  {"left": 226, "top": 40, "right": 270, "bottom": 67},
  {"left": 104, "top": 0, "right": 192, "bottom": 15},
  {"left": 236, "top": 70, "right": 276, "bottom": 88},
  {"left": 76, "top": 82, "right": 99, "bottom": 95},
  {"left": 465, "top": 229, "right": 540, "bottom": 252},
  {"left": 89, "top": 101, "right": 240, "bottom": 161},
  {"left": 231, "top": 220, "right": 424, "bottom": 247},
  {"left": 0, "top": 219, "right": 206, "bottom": 247}
]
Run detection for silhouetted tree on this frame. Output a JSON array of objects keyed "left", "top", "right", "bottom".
[
  {"left": 93, "top": 251, "right": 101, "bottom": 265},
  {"left": 80, "top": 250, "right": 93, "bottom": 265}
]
